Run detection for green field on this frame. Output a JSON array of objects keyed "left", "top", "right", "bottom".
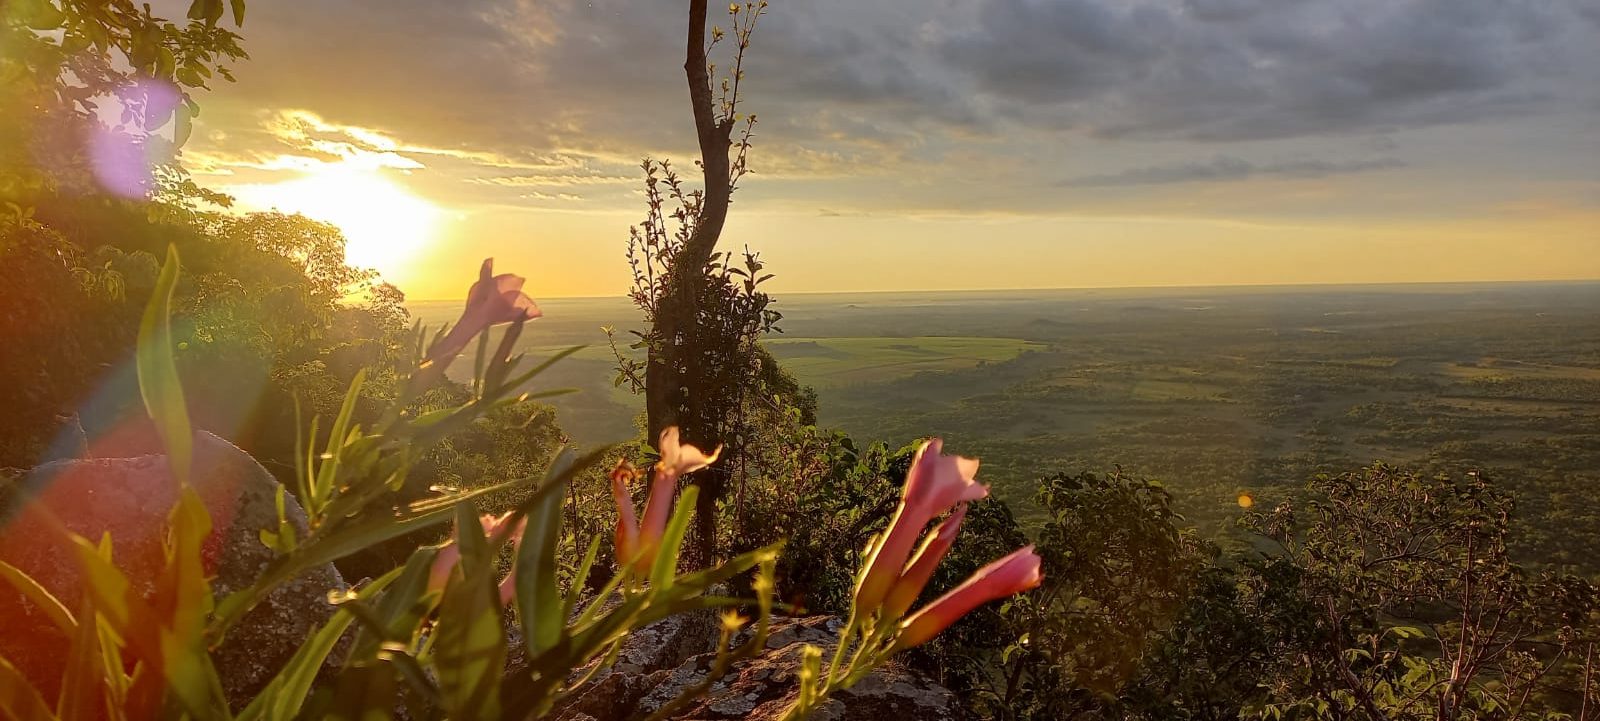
[
  {"left": 765, "top": 337, "right": 1043, "bottom": 389},
  {"left": 412, "top": 298, "right": 1049, "bottom": 444},
  {"left": 410, "top": 283, "right": 1600, "bottom": 571}
]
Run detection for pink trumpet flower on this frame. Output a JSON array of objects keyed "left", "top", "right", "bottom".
[
  {"left": 424, "top": 258, "right": 542, "bottom": 373},
  {"left": 895, "top": 545, "right": 1043, "bottom": 650},
  {"left": 880, "top": 504, "right": 968, "bottom": 622},
  {"left": 428, "top": 511, "right": 528, "bottom": 606},
  {"left": 854, "top": 438, "right": 987, "bottom": 614},
  {"left": 614, "top": 427, "right": 722, "bottom": 574},
  {"left": 611, "top": 461, "right": 642, "bottom": 569}
]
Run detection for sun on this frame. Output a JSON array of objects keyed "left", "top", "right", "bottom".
[{"left": 227, "top": 166, "right": 442, "bottom": 278}]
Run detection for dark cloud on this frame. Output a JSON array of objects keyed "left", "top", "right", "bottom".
[
  {"left": 936, "top": 0, "right": 1597, "bottom": 141},
  {"left": 206, "top": 0, "right": 1600, "bottom": 153},
  {"left": 1059, "top": 155, "right": 1405, "bottom": 187},
  {"left": 184, "top": 0, "right": 1597, "bottom": 210}
]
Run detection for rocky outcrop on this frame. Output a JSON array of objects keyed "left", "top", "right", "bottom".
[
  {"left": 0, "top": 430, "right": 345, "bottom": 706},
  {"left": 556, "top": 616, "right": 963, "bottom": 721},
  {"left": 204, "top": 435, "right": 348, "bottom": 704}
]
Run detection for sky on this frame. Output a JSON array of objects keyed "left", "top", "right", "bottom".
[{"left": 176, "top": 0, "right": 1600, "bottom": 299}]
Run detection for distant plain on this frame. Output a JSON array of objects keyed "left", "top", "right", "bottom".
[{"left": 413, "top": 281, "right": 1600, "bottom": 568}]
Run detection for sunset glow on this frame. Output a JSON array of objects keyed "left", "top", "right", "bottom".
[{"left": 226, "top": 164, "right": 442, "bottom": 277}]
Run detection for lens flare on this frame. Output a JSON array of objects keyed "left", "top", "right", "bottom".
[{"left": 89, "top": 79, "right": 181, "bottom": 198}]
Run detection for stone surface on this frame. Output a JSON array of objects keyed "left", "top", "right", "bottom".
[
  {"left": 0, "top": 429, "right": 345, "bottom": 706},
  {"left": 548, "top": 607, "right": 721, "bottom": 720},
  {"left": 555, "top": 616, "right": 963, "bottom": 721}
]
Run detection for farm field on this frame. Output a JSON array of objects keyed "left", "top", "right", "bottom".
[{"left": 412, "top": 281, "right": 1600, "bottom": 569}]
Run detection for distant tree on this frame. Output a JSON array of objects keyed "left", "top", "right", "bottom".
[
  {"left": 1242, "top": 464, "right": 1600, "bottom": 720},
  {"left": 934, "top": 470, "right": 1209, "bottom": 720}
]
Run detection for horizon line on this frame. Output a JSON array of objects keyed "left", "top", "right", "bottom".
[{"left": 402, "top": 276, "right": 1600, "bottom": 303}]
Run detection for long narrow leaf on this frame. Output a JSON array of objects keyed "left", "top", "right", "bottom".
[
  {"left": 235, "top": 568, "right": 400, "bottom": 721},
  {"left": 135, "top": 244, "right": 191, "bottom": 487},
  {"left": 649, "top": 486, "right": 700, "bottom": 588},
  {"left": 562, "top": 535, "right": 602, "bottom": 623},
  {"left": 313, "top": 369, "right": 366, "bottom": 511},
  {"left": 498, "top": 345, "right": 586, "bottom": 392},
  {"left": 514, "top": 476, "right": 565, "bottom": 657},
  {"left": 434, "top": 506, "right": 504, "bottom": 720},
  {"left": 0, "top": 560, "right": 75, "bottom": 636},
  {"left": 347, "top": 549, "right": 438, "bottom": 663},
  {"left": 211, "top": 474, "right": 539, "bottom": 635},
  {"left": 157, "top": 488, "right": 227, "bottom": 720},
  {"left": 0, "top": 655, "right": 56, "bottom": 721},
  {"left": 55, "top": 595, "right": 102, "bottom": 721}
]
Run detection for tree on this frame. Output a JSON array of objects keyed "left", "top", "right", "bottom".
[
  {"left": 1, "top": 0, "right": 249, "bottom": 466},
  {"left": 1244, "top": 464, "right": 1600, "bottom": 720},
  {"left": 939, "top": 470, "right": 1209, "bottom": 720},
  {"left": 615, "top": 0, "right": 775, "bottom": 563}
]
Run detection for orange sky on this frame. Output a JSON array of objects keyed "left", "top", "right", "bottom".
[{"left": 178, "top": 0, "right": 1600, "bottom": 299}]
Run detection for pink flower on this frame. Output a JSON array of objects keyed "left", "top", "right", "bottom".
[
  {"left": 880, "top": 504, "right": 967, "bottom": 622},
  {"left": 424, "top": 258, "right": 542, "bottom": 373},
  {"left": 655, "top": 426, "right": 722, "bottom": 478},
  {"left": 854, "top": 439, "right": 987, "bottom": 615},
  {"left": 613, "top": 427, "right": 721, "bottom": 574},
  {"left": 611, "top": 461, "right": 642, "bottom": 568},
  {"left": 428, "top": 511, "right": 527, "bottom": 606},
  {"left": 895, "top": 546, "right": 1043, "bottom": 650}
]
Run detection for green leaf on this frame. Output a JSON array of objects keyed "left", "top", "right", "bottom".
[
  {"left": 136, "top": 245, "right": 191, "bottom": 487},
  {"left": 56, "top": 596, "right": 102, "bottom": 721},
  {"left": 654, "top": 542, "right": 782, "bottom": 608},
  {"left": 0, "top": 654, "right": 55, "bottom": 721},
  {"left": 1389, "top": 625, "right": 1425, "bottom": 640},
  {"left": 314, "top": 369, "right": 367, "bottom": 511},
  {"left": 236, "top": 569, "right": 400, "bottom": 721},
  {"left": 157, "top": 488, "right": 227, "bottom": 720},
  {"left": 649, "top": 486, "right": 700, "bottom": 588},
  {"left": 498, "top": 345, "right": 587, "bottom": 392},
  {"left": 322, "top": 661, "right": 397, "bottom": 721},
  {"left": 211, "top": 477, "right": 516, "bottom": 635},
  {"left": 15, "top": 0, "right": 65, "bottom": 30},
  {"left": 0, "top": 560, "right": 75, "bottom": 637},
  {"left": 515, "top": 474, "right": 566, "bottom": 656},
  {"left": 563, "top": 535, "right": 602, "bottom": 622},
  {"left": 347, "top": 549, "right": 438, "bottom": 663},
  {"left": 434, "top": 505, "right": 505, "bottom": 720},
  {"left": 230, "top": 0, "right": 246, "bottom": 25}
]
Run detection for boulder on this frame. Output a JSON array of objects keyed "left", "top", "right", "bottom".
[
  {"left": 555, "top": 616, "right": 963, "bottom": 721},
  {"left": 0, "top": 429, "right": 346, "bottom": 706},
  {"left": 544, "top": 606, "right": 721, "bottom": 720}
]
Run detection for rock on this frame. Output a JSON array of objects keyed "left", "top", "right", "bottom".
[
  {"left": 0, "top": 429, "right": 346, "bottom": 707},
  {"left": 548, "top": 607, "right": 721, "bottom": 720},
  {"left": 556, "top": 616, "right": 963, "bottom": 721}
]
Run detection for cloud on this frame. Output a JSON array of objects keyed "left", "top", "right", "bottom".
[
  {"left": 175, "top": 0, "right": 1599, "bottom": 220},
  {"left": 469, "top": 174, "right": 635, "bottom": 188},
  {"left": 1061, "top": 155, "right": 1406, "bottom": 187},
  {"left": 935, "top": 0, "right": 1599, "bottom": 141}
]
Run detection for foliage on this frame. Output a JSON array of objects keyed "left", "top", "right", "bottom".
[
  {"left": 1240, "top": 464, "right": 1600, "bottom": 720},
  {"left": 2, "top": 0, "right": 247, "bottom": 150},
  {"left": 0, "top": 251, "right": 790, "bottom": 720},
  {"left": 932, "top": 470, "right": 1208, "bottom": 720}
]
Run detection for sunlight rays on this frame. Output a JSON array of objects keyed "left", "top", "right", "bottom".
[{"left": 225, "top": 164, "right": 442, "bottom": 276}]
